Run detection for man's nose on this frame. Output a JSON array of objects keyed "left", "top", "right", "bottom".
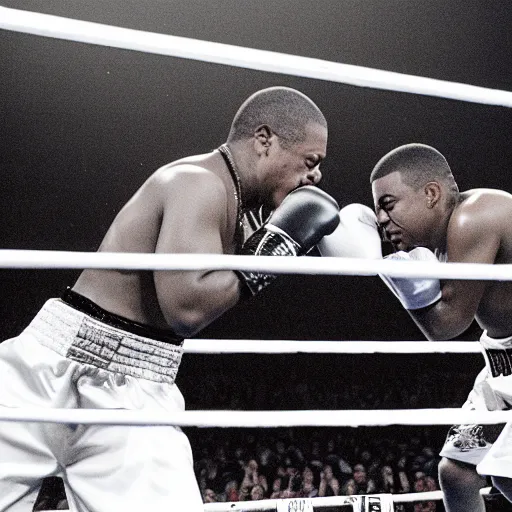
[
  {"left": 304, "top": 167, "right": 322, "bottom": 186},
  {"left": 376, "top": 208, "right": 390, "bottom": 225}
]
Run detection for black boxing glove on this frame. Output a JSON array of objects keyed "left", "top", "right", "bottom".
[{"left": 237, "top": 186, "right": 340, "bottom": 296}]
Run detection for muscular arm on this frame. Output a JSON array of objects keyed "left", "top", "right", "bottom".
[
  {"left": 409, "top": 204, "right": 501, "bottom": 340},
  {"left": 153, "top": 167, "right": 241, "bottom": 337}
]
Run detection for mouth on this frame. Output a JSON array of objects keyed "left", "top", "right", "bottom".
[{"left": 386, "top": 231, "right": 402, "bottom": 243}]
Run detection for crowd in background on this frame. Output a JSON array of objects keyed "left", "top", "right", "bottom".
[
  {"left": 180, "top": 352, "right": 485, "bottom": 511},
  {"left": 190, "top": 427, "right": 440, "bottom": 512}
]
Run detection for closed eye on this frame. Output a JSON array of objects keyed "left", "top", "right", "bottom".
[
  {"left": 305, "top": 158, "right": 318, "bottom": 169},
  {"left": 380, "top": 199, "right": 395, "bottom": 212}
]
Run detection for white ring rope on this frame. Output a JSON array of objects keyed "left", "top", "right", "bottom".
[
  {"left": 2, "top": 250, "right": 512, "bottom": 281},
  {"left": 184, "top": 340, "right": 482, "bottom": 354},
  {"left": 1, "top": 6, "right": 512, "bottom": 107},
  {"left": 203, "top": 488, "right": 492, "bottom": 510},
  {"left": 0, "top": 408, "right": 510, "bottom": 427}
]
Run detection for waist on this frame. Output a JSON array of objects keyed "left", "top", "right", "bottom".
[
  {"left": 63, "top": 288, "right": 183, "bottom": 345},
  {"left": 26, "top": 296, "right": 184, "bottom": 383},
  {"left": 480, "top": 330, "right": 512, "bottom": 378}
]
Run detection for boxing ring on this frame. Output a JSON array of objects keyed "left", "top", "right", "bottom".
[{"left": 2, "top": 5, "right": 512, "bottom": 511}]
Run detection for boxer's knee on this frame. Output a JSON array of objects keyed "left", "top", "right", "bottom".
[{"left": 439, "top": 457, "right": 486, "bottom": 492}]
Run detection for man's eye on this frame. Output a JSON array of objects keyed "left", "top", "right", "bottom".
[{"left": 382, "top": 201, "right": 395, "bottom": 211}]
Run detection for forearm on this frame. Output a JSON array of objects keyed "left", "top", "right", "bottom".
[{"left": 408, "top": 293, "right": 474, "bottom": 341}]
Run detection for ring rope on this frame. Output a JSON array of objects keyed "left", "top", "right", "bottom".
[
  {"left": 0, "top": 408, "right": 510, "bottom": 427},
  {"left": 202, "top": 488, "right": 492, "bottom": 511},
  {"left": 1, "top": 7, "right": 512, "bottom": 107},
  {"left": 184, "top": 339, "right": 482, "bottom": 354},
  {"left": 2, "top": 250, "right": 512, "bottom": 281}
]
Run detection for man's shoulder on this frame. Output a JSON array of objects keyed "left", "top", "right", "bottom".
[
  {"left": 150, "top": 157, "right": 225, "bottom": 192},
  {"left": 460, "top": 188, "right": 512, "bottom": 206},
  {"left": 451, "top": 188, "right": 512, "bottom": 231}
]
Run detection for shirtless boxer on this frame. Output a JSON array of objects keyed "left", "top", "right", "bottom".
[
  {"left": 368, "top": 143, "right": 512, "bottom": 511},
  {"left": 317, "top": 143, "right": 512, "bottom": 511},
  {"left": 0, "top": 86, "right": 340, "bottom": 512}
]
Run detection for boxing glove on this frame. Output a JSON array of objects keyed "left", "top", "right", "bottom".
[
  {"left": 317, "top": 203, "right": 383, "bottom": 259},
  {"left": 237, "top": 186, "right": 340, "bottom": 296},
  {"left": 379, "top": 247, "right": 442, "bottom": 310}
]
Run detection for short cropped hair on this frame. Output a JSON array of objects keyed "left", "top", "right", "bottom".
[
  {"left": 370, "top": 143, "right": 458, "bottom": 195},
  {"left": 227, "top": 87, "right": 327, "bottom": 148}
]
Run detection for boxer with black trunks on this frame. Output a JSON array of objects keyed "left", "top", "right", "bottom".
[
  {"left": 0, "top": 86, "right": 341, "bottom": 511},
  {"left": 368, "top": 143, "right": 512, "bottom": 511}
]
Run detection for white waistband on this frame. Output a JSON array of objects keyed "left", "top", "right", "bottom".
[
  {"left": 25, "top": 299, "right": 183, "bottom": 383},
  {"left": 480, "top": 330, "right": 512, "bottom": 350}
]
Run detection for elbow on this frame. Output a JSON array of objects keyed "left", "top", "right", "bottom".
[
  {"left": 164, "top": 306, "right": 209, "bottom": 338},
  {"left": 160, "top": 287, "right": 241, "bottom": 338},
  {"left": 421, "top": 317, "right": 474, "bottom": 342}
]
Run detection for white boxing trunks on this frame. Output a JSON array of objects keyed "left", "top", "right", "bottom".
[
  {"left": 0, "top": 293, "right": 204, "bottom": 512},
  {"left": 440, "top": 330, "right": 512, "bottom": 477}
]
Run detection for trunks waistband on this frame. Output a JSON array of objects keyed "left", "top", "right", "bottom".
[
  {"left": 62, "top": 288, "right": 183, "bottom": 346},
  {"left": 26, "top": 298, "right": 184, "bottom": 383},
  {"left": 480, "top": 330, "right": 512, "bottom": 378},
  {"left": 483, "top": 348, "right": 512, "bottom": 378}
]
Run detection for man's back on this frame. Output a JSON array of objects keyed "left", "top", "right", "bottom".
[
  {"left": 73, "top": 150, "right": 240, "bottom": 334},
  {"left": 452, "top": 188, "right": 512, "bottom": 336}
]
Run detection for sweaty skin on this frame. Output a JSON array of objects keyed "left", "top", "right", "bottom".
[
  {"left": 73, "top": 122, "right": 327, "bottom": 338},
  {"left": 373, "top": 171, "right": 512, "bottom": 340}
]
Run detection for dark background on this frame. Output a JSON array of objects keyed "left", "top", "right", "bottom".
[{"left": 1, "top": 0, "right": 511, "bottom": 346}]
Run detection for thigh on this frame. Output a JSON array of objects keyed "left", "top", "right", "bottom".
[
  {"left": 478, "top": 422, "right": 512, "bottom": 478},
  {"left": 0, "top": 418, "right": 60, "bottom": 512},
  {"left": 65, "top": 423, "right": 203, "bottom": 512},
  {"left": 65, "top": 374, "right": 203, "bottom": 512},
  {"left": 0, "top": 334, "right": 75, "bottom": 511}
]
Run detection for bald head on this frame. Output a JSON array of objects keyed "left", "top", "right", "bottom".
[{"left": 227, "top": 86, "right": 327, "bottom": 149}]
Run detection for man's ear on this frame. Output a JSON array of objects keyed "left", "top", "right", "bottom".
[
  {"left": 254, "top": 125, "right": 273, "bottom": 155},
  {"left": 424, "top": 181, "right": 442, "bottom": 208}
]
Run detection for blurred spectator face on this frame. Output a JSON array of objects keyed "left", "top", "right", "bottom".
[
  {"left": 272, "top": 477, "right": 282, "bottom": 492},
  {"left": 276, "top": 441, "right": 285, "bottom": 454},
  {"left": 251, "top": 485, "right": 264, "bottom": 500},
  {"left": 225, "top": 480, "right": 239, "bottom": 502},
  {"left": 323, "top": 465, "right": 333, "bottom": 480},
  {"left": 414, "top": 471, "right": 426, "bottom": 481},
  {"left": 382, "top": 466, "right": 393, "bottom": 478},
  {"left": 344, "top": 479, "right": 357, "bottom": 495},
  {"left": 353, "top": 464, "right": 367, "bottom": 484},
  {"left": 277, "top": 466, "right": 286, "bottom": 478},
  {"left": 204, "top": 489, "right": 217, "bottom": 503},
  {"left": 303, "top": 467, "right": 314, "bottom": 483},
  {"left": 327, "top": 439, "right": 335, "bottom": 452},
  {"left": 248, "top": 459, "right": 258, "bottom": 473}
]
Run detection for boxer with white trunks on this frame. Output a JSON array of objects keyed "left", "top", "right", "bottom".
[
  {"left": 369, "top": 143, "right": 512, "bottom": 511},
  {"left": 0, "top": 87, "right": 341, "bottom": 511}
]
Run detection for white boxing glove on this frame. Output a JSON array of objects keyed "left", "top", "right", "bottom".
[
  {"left": 379, "top": 247, "right": 442, "bottom": 310},
  {"left": 317, "top": 203, "right": 383, "bottom": 259}
]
